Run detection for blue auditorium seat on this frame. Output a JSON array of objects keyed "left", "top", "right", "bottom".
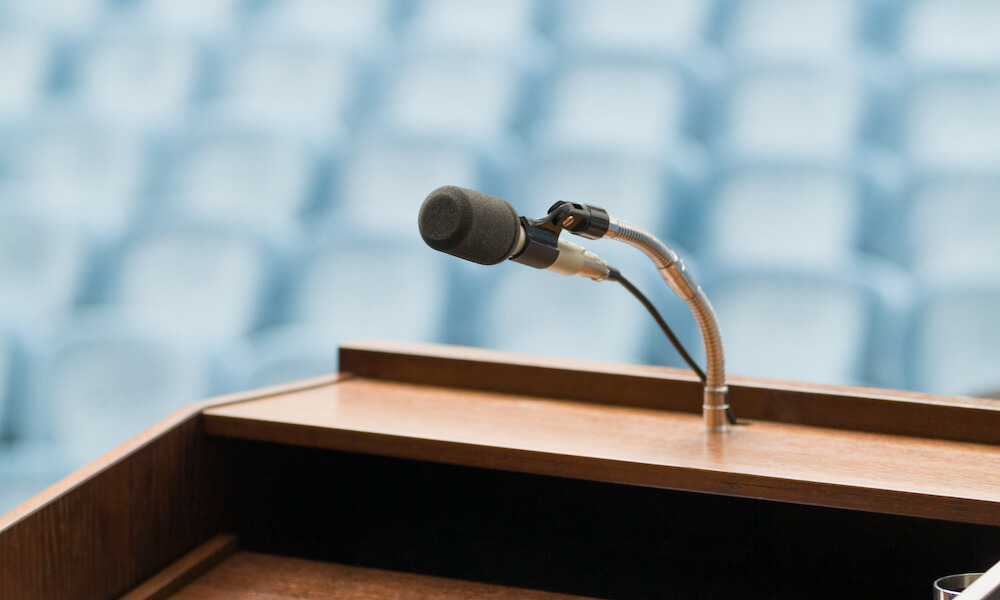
[
  {"left": 160, "top": 126, "right": 322, "bottom": 239},
  {"left": 107, "top": 225, "right": 275, "bottom": 345},
  {"left": 227, "top": 324, "right": 341, "bottom": 391},
  {"left": 211, "top": 38, "right": 360, "bottom": 139},
  {"left": 0, "top": 209, "right": 91, "bottom": 322},
  {"left": 285, "top": 238, "right": 451, "bottom": 346},
  {"left": 122, "top": 0, "right": 245, "bottom": 38},
  {"left": 72, "top": 33, "right": 203, "bottom": 130},
  {"left": 694, "top": 262, "right": 910, "bottom": 388},
  {"left": 332, "top": 133, "right": 495, "bottom": 239},
  {"left": 0, "top": 29, "right": 53, "bottom": 121},
  {"left": 516, "top": 146, "right": 680, "bottom": 242},
  {"left": 248, "top": 0, "right": 397, "bottom": 49},
  {"left": 473, "top": 247, "right": 662, "bottom": 366},
  {"left": 900, "top": 75, "right": 1000, "bottom": 170},
  {"left": 897, "top": 0, "right": 1000, "bottom": 71},
  {"left": 900, "top": 175, "right": 1000, "bottom": 282},
  {"left": 906, "top": 286, "right": 1000, "bottom": 397},
  {"left": 718, "top": 65, "right": 868, "bottom": 161},
  {"left": 0, "top": 0, "right": 107, "bottom": 34},
  {"left": 0, "top": 442, "right": 75, "bottom": 516},
  {"left": 552, "top": 0, "right": 715, "bottom": 58},
  {"left": 26, "top": 315, "right": 216, "bottom": 461},
  {"left": 0, "top": 328, "right": 15, "bottom": 438},
  {"left": 699, "top": 163, "right": 870, "bottom": 268},
  {"left": 377, "top": 46, "right": 527, "bottom": 144},
  {"left": 403, "top": 0, "right": 541, "bottom": 52},
  {"left": 536, "top": 57, "right": 692, "bottom": 155},
  {"left": 721, "top": 0, "right": 865, "bottom": 64},
  {"left": 2, "top": 116, "right": 148, "bottom": 237}
]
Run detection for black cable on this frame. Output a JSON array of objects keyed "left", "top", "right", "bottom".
[{"left": 608, "top": 268, "right": 738, "bottom": 425}]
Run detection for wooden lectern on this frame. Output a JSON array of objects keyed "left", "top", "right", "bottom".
[{"left": 3, "top": 340, "right": 1000, "bottom": 599}]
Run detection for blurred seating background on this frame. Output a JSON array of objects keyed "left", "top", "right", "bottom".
[{"left": 2, "top": 0, "right": 1000, "bottom": 513}]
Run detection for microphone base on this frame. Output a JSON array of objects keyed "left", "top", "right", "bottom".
[{"left": 703, "top": 386, "right": 730, "bottom": 433}]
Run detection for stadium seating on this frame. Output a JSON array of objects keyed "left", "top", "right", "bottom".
[
  {"left": 160, "top": 126, "right": 323, "bottom": 238},
  {"left": 717, "top": 65, "right": 868, "bottom": 161},
  {"left": 404, "top": 0, "right": 541, "bottom": 52},
  {"left": 105, "top": 225, "right": 275, "bottom": 344},
  {"left": 0, "top": 328, "right": 14, "bottom": 439},
  {"left": 285, "top": 238, "right": 450, "bottom": 345},
  {"left": 721, "top": 0, "right": 865, "bottom": 63},
  {"left": 377, "top": 46, "right": 528, "bottom": 144},
  {"left": 210, "top": 38, "right": 360, "bottom": 139},
  {"left": 2, "top": 116, "right": 148, "bottom": 236},
  {"left": 0, "top": 29, "right": 53, "bottom": 121},
  {"left": 0, "top": 209, "right": 92, "bottom": 323},
  {"left": 28, "top": 314, "right": 216, "bottom": 460},
  {"left": 552, "top": 0, "right": 715, "bottom": 57},
  {"left": 897, "top": 0, "right": 1000, "bottom": 70},
  {"left": 475, "top": 246, "right": 662, "bottom": 366},
  {"left": 536, "top": 56, "right": 693, "bottom": 155},
  {"left": 906, "top": 286, "right": 1000, "bottom": 397},
  {"left": 3, "top": 0, "right": 1000, "bottom": 515},
  {"left": 694, "top": 261, "right": 910, "bottom": 387},
  {"left": 900, "top": 74, "right": 1000, "bottom": 170},
  {"left": 517, "top": 146, "right": 680, "bottom": 241},
  {"left": 72, "top": 32, "right": 203, "bottom": 130},
  {"left": 699, "top": 163, "right": 868, "bottom": 267},
  {"left": 900, "top": 175, "right": 1000, "bottom": 282},
  {"left": 332, "top": 133, "right": 496, "bottom": 239}
]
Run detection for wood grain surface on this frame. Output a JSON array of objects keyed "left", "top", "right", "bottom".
[
  {"left": 167, "top": 552, "right": 596, "bottom": 600},
  {"left": 338, "top": 340, "right": 1000, "bottom": 445},
  {"left": 203, "top": 376, "right": 1000, "bottom": 526},
  {"left": 120, "top": 534, "right": 238, "bottom": 600}
]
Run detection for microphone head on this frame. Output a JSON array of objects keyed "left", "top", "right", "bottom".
[{"left": 418, "top": 185, "right": 521, "bottom": 265}]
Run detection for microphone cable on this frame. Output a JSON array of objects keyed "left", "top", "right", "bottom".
[{"left": 608, "top": 268, "right": 738, "bottom": 425}]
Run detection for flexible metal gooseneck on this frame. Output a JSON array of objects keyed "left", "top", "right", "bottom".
[{"left": 603, "top": 217, "right": 729, "bottom": 433}]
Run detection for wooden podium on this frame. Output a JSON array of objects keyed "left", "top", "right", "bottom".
[{"left": 3, "top": 340, "right": 1000, "bottom": 599}]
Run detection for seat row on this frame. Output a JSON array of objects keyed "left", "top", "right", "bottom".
[
  {"left": 7, "top": 0, "right": 1000, "bottom": 68},
  {"left": 4, "top": 131, "right": 999, "bottom": 284},
  {"left": 2, "top": 236, "right": 999, "bottom": 444},
  {"left": 6, "top": 14, "right": 1000, "bottom": 166}
]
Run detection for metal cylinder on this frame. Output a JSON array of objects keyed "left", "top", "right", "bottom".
[{"left": 934, "top": 573, "right": 983, "bottom": 599}]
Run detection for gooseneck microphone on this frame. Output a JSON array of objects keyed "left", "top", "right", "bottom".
[{"left": 418, "top": 185, "right": 731, "bottom": 433}]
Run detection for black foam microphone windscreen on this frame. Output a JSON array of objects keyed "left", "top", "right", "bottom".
[{"left": 418, "top": 186, "right": 522, "bottom": 265}]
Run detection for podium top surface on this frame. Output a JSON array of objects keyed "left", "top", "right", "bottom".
[{"left": 202, "top": 340, "right": 1000, "bottom": 527}]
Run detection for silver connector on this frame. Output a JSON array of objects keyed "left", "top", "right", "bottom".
[{"left": 547, "top": 238, "right": 612, "bottom": 281}]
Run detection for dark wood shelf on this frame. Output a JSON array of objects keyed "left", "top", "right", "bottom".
[
  {"left": 166, "top": 550, "right": 593, "bottom": 600},
  {"left": 204, "top": 344, "right": 1000, "bottom": 526}
]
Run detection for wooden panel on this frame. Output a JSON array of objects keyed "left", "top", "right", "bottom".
[
  {"left": 120, "top": 535, "right": 238, "bottom": 600},
  {"left": 339, "top": 340, "right": 1000, "bottom": 444},
  {"left": 219, "top": 441, "right": 1000, "bottom": 600},
  {"left": 0, "top": 374, "right": 345, "bottom": 600},
  {"left": 166, "top": 552, "right": 597, "bottom": 600},
  {"left": 203, "top": 377, "right": 1000, "bottom": 526}
]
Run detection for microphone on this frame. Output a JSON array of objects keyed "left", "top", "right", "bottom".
[
  {"left": 418, "top": 185, "right": 523, "bottom": 266},
  {"left": 418, "top": 185, "right": 611, "bottom": 280},
  {"left": 417, "top": 184, "right": 732, "bottom": 433}
]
